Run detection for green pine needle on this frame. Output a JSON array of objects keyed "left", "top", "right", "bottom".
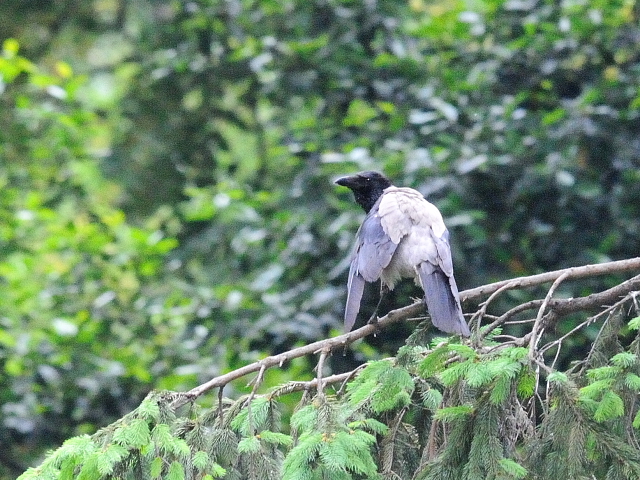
[
  {"left": 347, "top": 418, "right": 389, "bottom": 435},
  {"left": 490, "top": 374, "right": 513, "bottom": 405},
  {"left": 192, "top": 450, "right": 209, "bottom": 471},
  {"left": 210, "top": 463, "right": 227, "bottom": 478},
  {"left": 547, "top": 371, "right": 569, "bottom": 385},
  {"left": 259, "top": 430, "right": 293, "bottom": 447},
  {"left": 610, "top": 352, "right": 638, "bottom": 368},
  {"left": 434, "top": 405, "right": 474, "bottom": 422},
  {"left": 166, "top": 461, "right": 185, "bottom": 480},
  {"left": 209, "top": 428, "right": 239, "bottom": 465},
  {"left": 418, "top": 346, "right": 450, "bottom": 378},
  {"left": 421, "top": 387, "right": 444, "bottom": 411},
  {"left": 76, "top": 454, "right": 100, "bottom": 480},
  {"left": 230, "top": 397, "right": 272, "bottom": 436},
  {"left": 593, "top": 391, "right": 624, "bottom": 422},
  {"left": 149, "top": 456, "right": 163, "bottom": 479},
  {"left": 96, "top": 444, "right": 128, "bottom": 476},
  {"left": 439, "top": 360, "right": 473, "bottom": 386},
  {"left": 624, "top": 373, "right": 640, "bottom": 391},
  {"left": 633, "top": 410, "right": 640, "bottom": 429},
  {"left": 170, "top": 438, "right": 191, "bottom": 459},
  {"left": 137, "top": 396, "right": 161, "bottom": 422},
  {"left": 516, "top": 371, "right": 536, "bottom": 399},
  {"left": 151, "top": 423, "right": 173, "bottom": 453},
  {"left": 290, "top": 405, "right": 318, "bottom": 432},
  {"left": 237, "top": 436, "right": 261, "bottom": 454},
  {"left": 580, "top": 379, "right": 614, "bottom": 400},
  {"left": 112, "top": 418, "right": 151, "bottom": 449},
  {"left": 498, "top": 458, "right": 528, "bottom": 479},
  {"left": 628, "top": 316, "right": 640, "bottom": 331},
  {"left": 587, "top": 366, "right": 621, "bottom": 380}
]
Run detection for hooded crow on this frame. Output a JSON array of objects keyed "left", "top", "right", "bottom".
[{"left": 336, "top": 171, "right": 470, "bottom": 336}]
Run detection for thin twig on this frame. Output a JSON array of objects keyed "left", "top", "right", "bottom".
[
  {"left": 482, "top": 300, "right": 544, "bottom": 337},
  {"left": 549, "top": 340, "right": 562, "bottom": 371},
  {"left": 425, "top": 412, "right": 440, "bottom": 462},
  {"left": 381, "top": 406, "right": 408, "bottom": 476},
  {"left": 244, "top": 363, "right": 266, "bottom": 435},
  {"left": 315, "top": 348, "right": 330, "bottom": 399},
  {"left": 573, "top": 297, "right": 636, "bottom": 374},
  {"left": 470, "top": 281, "right": 519, "bottom": 342},
  {"left": 504, "top": 318, "right": 536, "bottom": 325},
  {"left": 217, "top": 387, "right": 224, "bottom": 427},
  {"left": 529, "top": 272, "right": 570, "bottom": 362},
  {"left": 336, "top": 364, "right": 368, "bottom": 397},
  {"left": 247, "top": 363, "right": 266, "bottom": 389},
  {"left": 539, "top": 282, "right": 640, "bottom": 367},
  {"left": 269, "top": 370, "right": 359, "bottom": 399}
]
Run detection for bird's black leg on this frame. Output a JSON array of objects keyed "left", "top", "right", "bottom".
[{"left": 368, "top": 284, "right": 390, "bottom": 325}]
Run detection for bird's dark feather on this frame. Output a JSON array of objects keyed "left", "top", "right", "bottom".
[{"left": 418, "top": 263, "right": 470, "bottom": 336}]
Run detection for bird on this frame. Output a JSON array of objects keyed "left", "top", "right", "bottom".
[{"left": 335, "top": 171, "right": 470, "bottom": 336}]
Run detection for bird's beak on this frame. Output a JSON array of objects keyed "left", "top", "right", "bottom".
[{"left": 335, "top": 175, "right": 356, "bottom": 187}]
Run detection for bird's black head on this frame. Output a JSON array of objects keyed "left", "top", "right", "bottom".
[{"left": 335, "top": 171, "right": 393, "bottom": 213}]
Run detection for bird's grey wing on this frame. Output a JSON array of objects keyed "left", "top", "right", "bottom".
[
  {"left": 419, "top": 228, "right": 470, "bottom": 336},
  {"left": 356, "top": 209, "right": 399, "bottom": 281},
  {"left": 383, "top": 188, "right": 469, "bottom": 336},
  {"left": 433, "top": 229, "right": 454, "bottom": 276},
  {"left": 344, "top": 205, "right": 399, "bottom": 331}
]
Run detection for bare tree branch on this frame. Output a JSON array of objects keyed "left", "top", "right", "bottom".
[
  {"left": 170, "top": 302, "right": 420, "bottom": 409},
  {"left": 170, "top": 258, "right": 640, "bottom": 410},
  {"left": 546, "top": 273, "right": 640, "bottom": 318},
  {"left": 461, "top": 257, "right": 640, "bottom": 301}
]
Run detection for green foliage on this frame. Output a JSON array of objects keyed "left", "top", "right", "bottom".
[
  {"left": 18, "top": 392, "right": 227, "bottom": 480},
  {"left": 498, "top": 458, "right": 528, "bottom": 479},
  {"left": 3, "top": 0, "right": 640, "bottom": 478},
  {"left": 0, "top": 38, "right": 195, "bottom": 475},
  {"left": 346, "top": 360, "right": 415, "bottom": 413},
  {"left": 433, "top": 405, "right": 474, "bottom": 422},
  {"left": 420, "top": 387, "right": 444, "bottom": 411},
  {"left": 230, "top": 397, "right": 277, "bottom": 436},
  {"left": 419, "top": 342, "right": 532, "bottom": 410},
  {"left": 283, "top": 398, "right": 379, "bottom": 480},
  {"left": 629, "top": 317, "right": 640, "bottom": 331},
  {"left": 592, "top": 391, "right": 624, "bottom": 423}
]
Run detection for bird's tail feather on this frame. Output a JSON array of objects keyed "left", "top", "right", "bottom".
[
  {"left": 344, "top": 273, "right": 365, "bottom": 332},
  {"left": 418, "top": 263, "right": 470, "bottom": 336}
]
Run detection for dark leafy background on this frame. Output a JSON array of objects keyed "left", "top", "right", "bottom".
[{"left": 1, "top": 0, "right": 639, "bottom": 476}]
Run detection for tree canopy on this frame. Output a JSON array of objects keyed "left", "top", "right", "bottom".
[{"left": 1, "top": 0, "right": 640, "bottom": 479}]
